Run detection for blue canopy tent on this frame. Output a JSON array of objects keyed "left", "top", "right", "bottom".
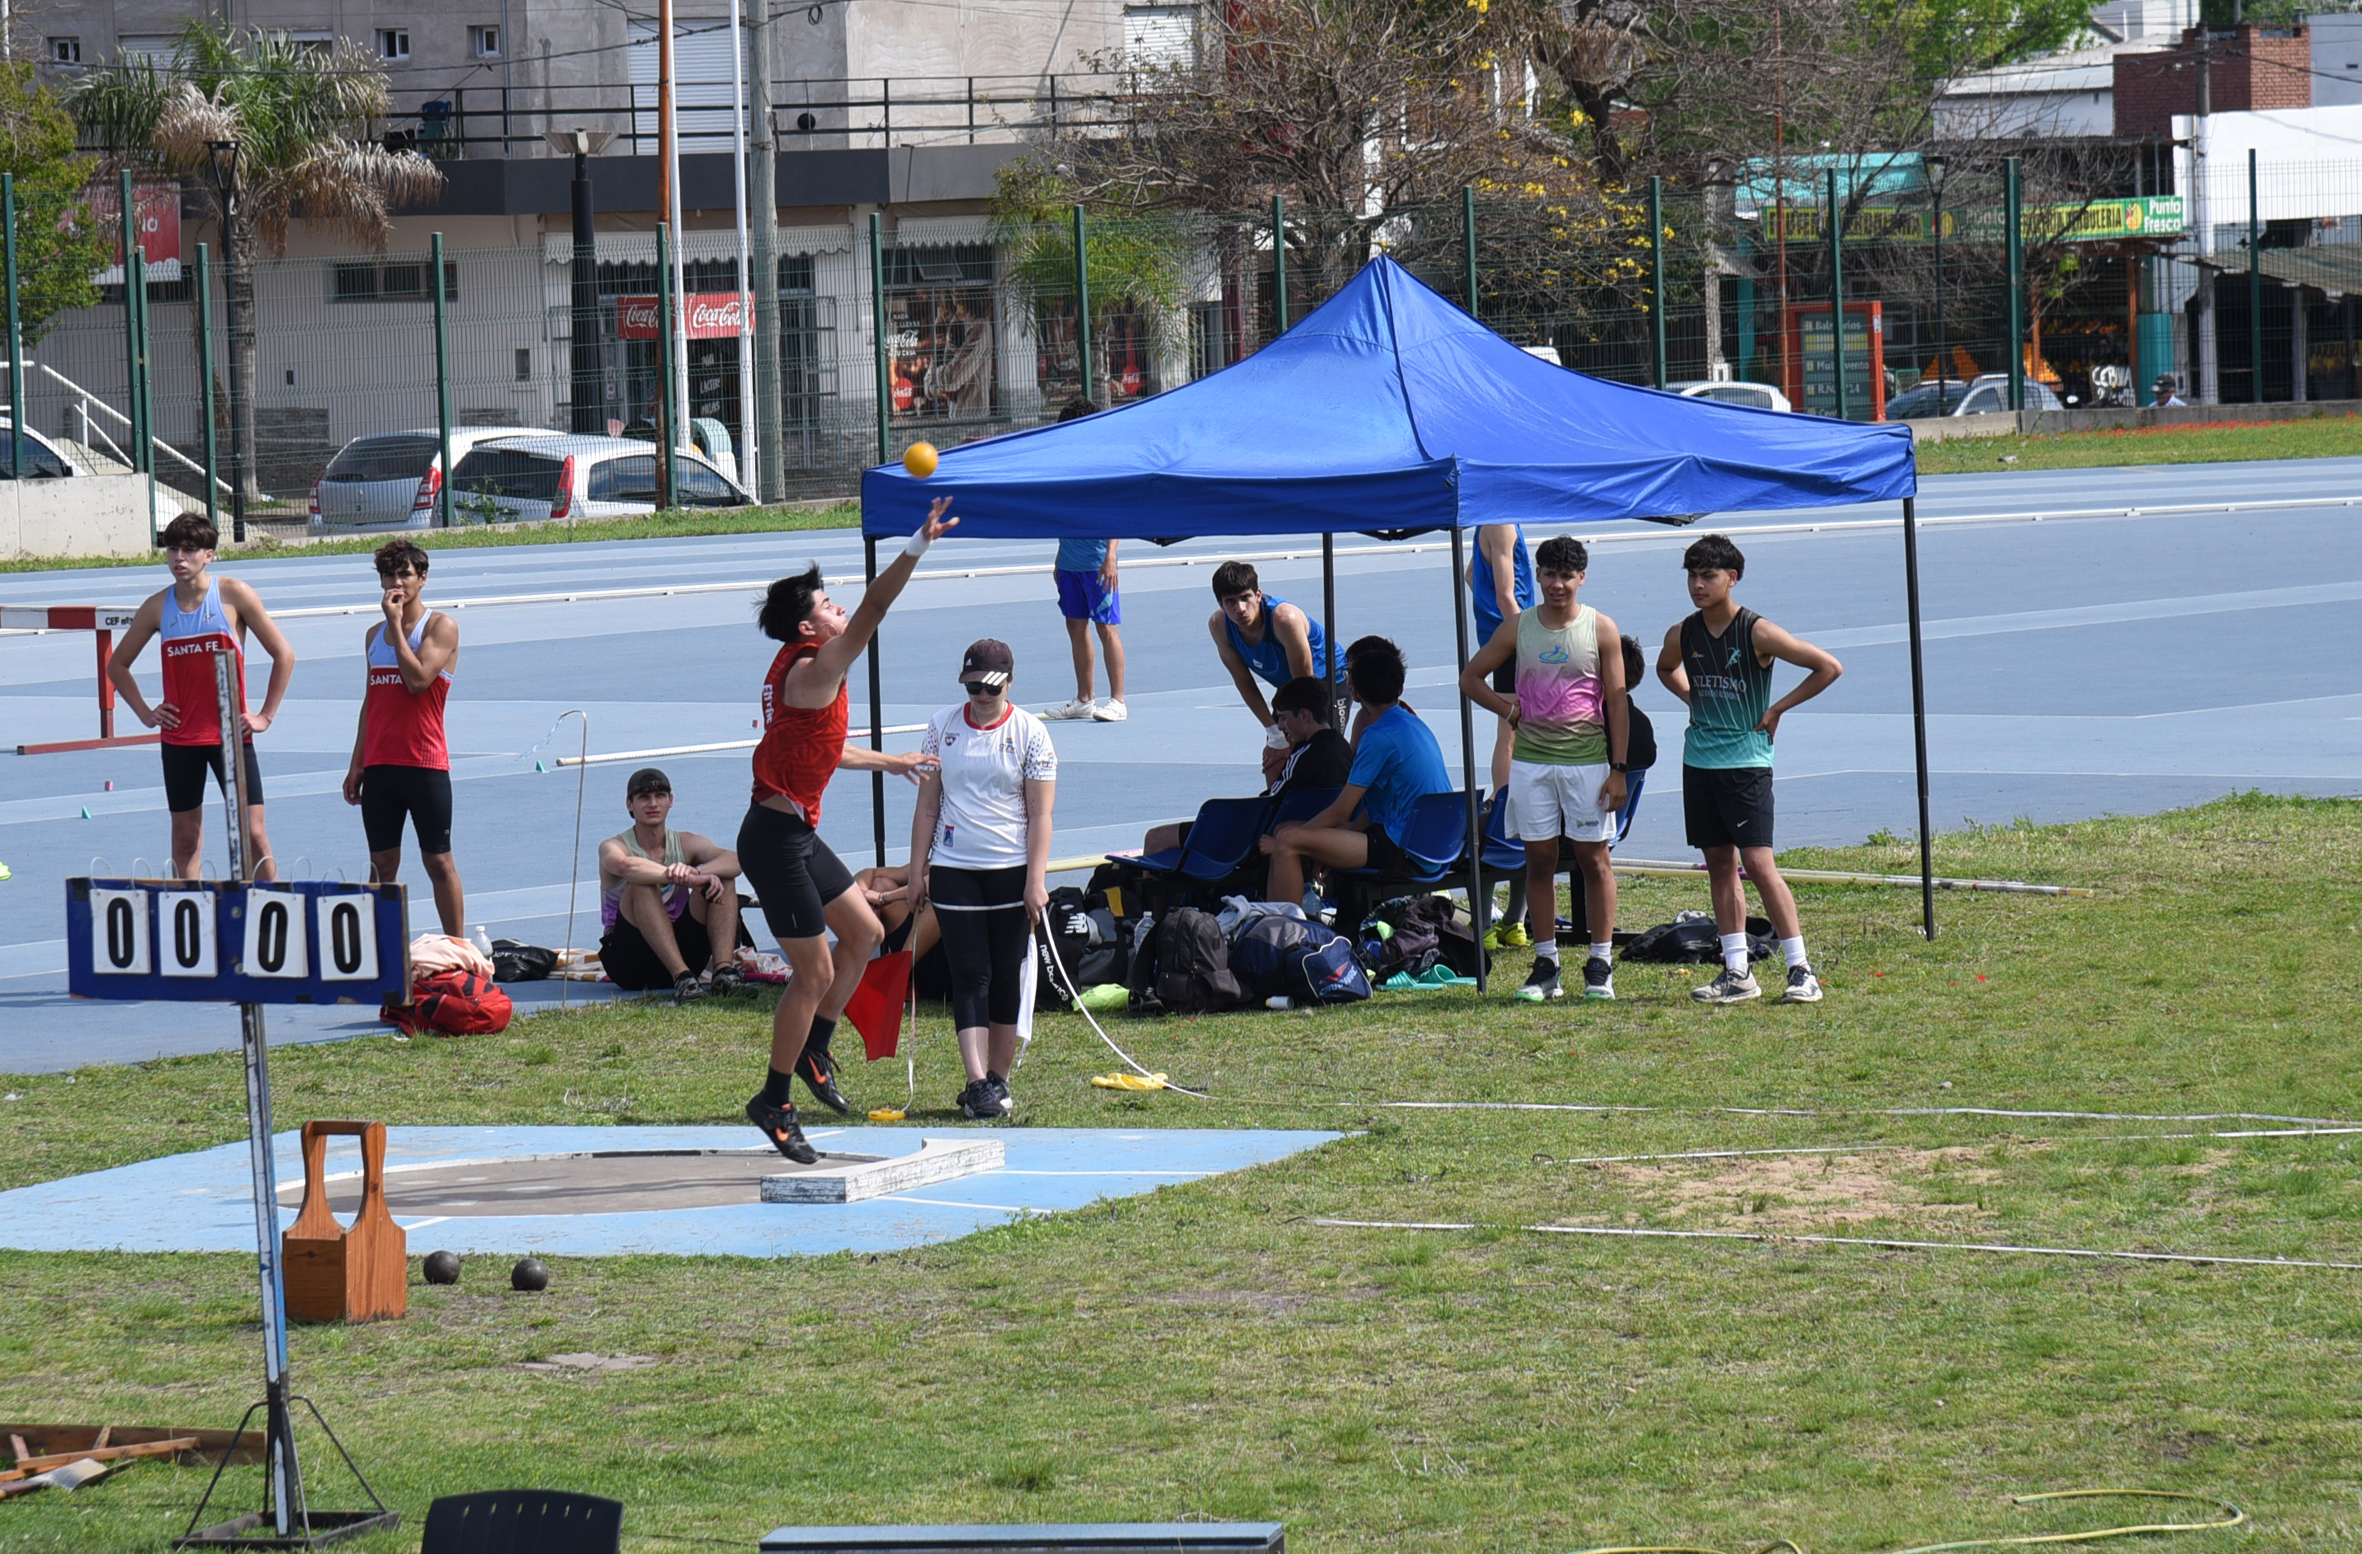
[{"left": 857, "top": 255, "right": 1941, "bottom": 950}]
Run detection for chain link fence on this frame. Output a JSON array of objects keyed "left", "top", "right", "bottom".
[{"left": 17, "top": 161, "right": 2362, "bottom": 518}]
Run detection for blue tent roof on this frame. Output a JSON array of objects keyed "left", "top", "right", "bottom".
[{"left": 859, "top": 255, "right": 1914, "bottom": 540}]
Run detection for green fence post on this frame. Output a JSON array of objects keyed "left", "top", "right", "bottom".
[
  {"left": 1071, "top": 203, "right": 1093, "bottom": 401},
  {"left": 2004, "top": 157, "right": 2024, "bottom": 413},
  {"left": 196, "top": 242, "right": 218, "bottom": 530},
  {"left": 1462, "top": 185, "right": 1479, "bottom": 317},
  {"left": 4, "top": 173, "right": 24, "bottom": 487},
  {"left": 657, "top": 222, "right": 679, "bottom": 510},
  {"left": 1826, "top": 168, "right": 1846, "bottom": 421},
  {"left": 1649, "top": 176, "right": 1668, "bottom": 389},
  {"left": 869, "top": 211, "right": 890, "bottom": 465},
  {"left": 1271, "top": 194, "right": 1288, "bottom": 335},
  {"left": 2248, "top": 148, "right": 2263, "bottom": 404},
  {"left": 431, "top": 231, "right": 454, "bottom": 527},
  {"left": 118, "top": 171, "right": 147, "bottom": 478}
]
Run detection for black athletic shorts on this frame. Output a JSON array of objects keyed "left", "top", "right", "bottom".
[
  {"left": 161, "top": 740, "right": 264, "bottom": 814},
  {"left": 1489, "top": 659, "right": 1516, "bottom": 697},
  {"left": 602, "top": 909, "right": 714, "bottom": 991},
  {"left": 1362, "top": 824, "right": 1414, "bottom": 877},
  {"left": 361, "top": 764, "right": 454, "bottom": 854},
  {"left": 930, "top": 864, "right": 1031, "bottom": 1031},
  {"left": 1683, "top": 764, "right": 1774, "bottom": 851},
  {"left": 737, "top": 802, "right": 854, "bottom": 943}
]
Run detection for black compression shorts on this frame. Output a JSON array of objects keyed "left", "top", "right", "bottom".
[
  {"left": 1682, "top": 764, "right": 1774, "bottom": 851},
  {"left": 361, "top": 764, "right": 454, "bottom": 854},
  {"left": 161, "top": 741, "right": 264, "bottom": 814},
  {"left": 930, "top": 864, "right": 1030, "bottom": 1031},
  {"left": 737, "top": 802, "right": 855, "bottom": 943}
]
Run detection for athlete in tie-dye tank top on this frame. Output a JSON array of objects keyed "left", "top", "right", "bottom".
[{"left": 1511, "top": 603, "right": 1606, "bottom": 767}]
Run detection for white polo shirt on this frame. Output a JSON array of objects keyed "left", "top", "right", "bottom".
[{"left": 921, "top": 702, "right": 1057, "bottom": 871}]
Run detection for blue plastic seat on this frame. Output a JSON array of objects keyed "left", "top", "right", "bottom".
[
  {"left": 1340, "top": 790, "right": 1468, "bottom": 887},
  {"left": 421, "top": 1490, "right": 622, "bottom": 1554},
  {"left": 1172, "top": 796, "right": 1276, "bottom": 882}
]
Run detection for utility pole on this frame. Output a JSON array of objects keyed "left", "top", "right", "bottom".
[
  {"left": 748, "top": 0, "right": 782, "bottom": 501},
  {"left": 2194, "top": 21, "right": 2218, "bottom": 403}
]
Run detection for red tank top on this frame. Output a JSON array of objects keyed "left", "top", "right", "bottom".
[
  {"left": 363, "top": 614, "right": 453, "bottom": 769},
  {"left": 158, "top": 578, "right": 246, "bottom": 748},
  {"left": 751, "top": 643, "right": 847, "bottom": 822}
]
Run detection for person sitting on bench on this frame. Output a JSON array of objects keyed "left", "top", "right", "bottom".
[
  {"left": 1258, "top": 637, "right": 1450, "bottom": 908},
  {"left": 1137, "top": 675, "right": 1353, "bottom": 859},
  {"left": 597, "top": 767, "right": 748, "bottom": 1001}
]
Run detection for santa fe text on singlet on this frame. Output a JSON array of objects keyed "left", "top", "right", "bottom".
[
  {"left": 1679, "top": 607, "right": 1774, "bottom": 769},
  {"left": 159, "top": 578, "right": 246, "bottom": 747},
  {"left": 363, "top": 614, "right": 453, "bottom": 769},
  {"left": 752, "top": 643, "right": 848, "bottom": 822}
]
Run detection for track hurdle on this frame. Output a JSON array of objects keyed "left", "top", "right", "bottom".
[{"left": 2, "top": 605, "right": 156, "bottom": 755}]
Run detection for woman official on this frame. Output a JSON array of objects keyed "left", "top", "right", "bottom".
[{"left": 910, "top": 639, "right": 1056, "bottom": 1119}]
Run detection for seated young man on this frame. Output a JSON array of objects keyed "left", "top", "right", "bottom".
[
  {"left": 596, "top": 767, "right": 749, "bottom": 1001},
  {"left": 1137, "top": 676, "right": 1354, "bottom": 858},
  {"left": 1259, "top": 638, "right": 1451, "bottom": 907}
]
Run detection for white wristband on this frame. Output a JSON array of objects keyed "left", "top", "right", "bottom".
[
  {"left": 903, "top": 528, "right": 933, "bottom": 560},
  {"left": 1264, "top": 723, "right": 1289, "bottom": 751}
]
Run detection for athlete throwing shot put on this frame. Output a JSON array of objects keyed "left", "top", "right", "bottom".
[
  {"left": 1657, "top": 534, "right": 1841, "bottom": 1005},
  {"left": 741, "top": 500, "right": 956, "bottom": 1163}
]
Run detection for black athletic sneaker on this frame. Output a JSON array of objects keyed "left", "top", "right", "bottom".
[
  {"left": 796, "top": 1040, "right": 850, "bottom": 1114},
  {"left": 1514, "top": 960, "right": 1564, "bottom": 1002},
  {"left": 746, "top": 1094, "right": 818, "bottom": 1164},
  {"left": 985, "top": 1072, "right": 1014, "bottom": 1116},
  {"left": 708, "top": 963, "right": 748, "bottom": 998},
  {"left": 1581, "top": 955, "right": 1615, "bottom": 1001},
  {"left": 672, "top": 969, "right": 706, "bottom": 1005},
  {"left": 957, "top": 1079, "right": 1001, "bottom": 1120}
]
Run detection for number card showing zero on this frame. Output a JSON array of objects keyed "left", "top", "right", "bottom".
[
  {"left": 159, "top": 890, "right": 217, "bottom": 977},
  {"left": 90, "top": 887, "right": 151, "bottom": 975},
  {"left": 242, "top": 889, "right": 310, "bottom": 979},
  {"left": 315, "top": 893, "right": 379, "bottom": 982}
]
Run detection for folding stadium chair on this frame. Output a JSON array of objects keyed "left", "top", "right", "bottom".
[
  {"left": 420, "top": 1490, "right": 622, "bottom": 1554},
  {"left": 1124, "top": 796, "right": 1266, "bottom": 878},
  {"left": 1331, "top": 790, "right": 1471, "bottom": 927}
]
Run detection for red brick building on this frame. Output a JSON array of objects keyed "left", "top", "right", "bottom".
[{"left": 2114, "top": 25, "right": 2312, "bottom": 137}]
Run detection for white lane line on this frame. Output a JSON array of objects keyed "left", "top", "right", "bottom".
[
  {"left": 1812, "top": 578, "right": 2362, "bottom": 648},
  {"left": 878, "top": 1194, "right": 1037, "bottom": 1214}
]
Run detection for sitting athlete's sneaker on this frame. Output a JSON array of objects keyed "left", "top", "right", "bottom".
[
  {"left": 957, "top": 1079, "right": 1001, "bottom": 1120},
  {"left": 746, "top": 1094, "right": 818, "bottom": 1164},
  {"left": 1582, "top": 955, "right": 1615, "bottom": 1000},
  {"left": 796, "top": 1040, "right": 850, "bottom": 1114},
  {"left": 1691, "top": 966, "right": 1762, "bottom": 1004},
  {"left": 1043, "top": 697, "right": 1096, "bottom": 720},
  {"left": 671, "top": 969, "right": 706, "bottom": 1005},
  {"left": 707, "top": 963, "right": 748, "bottom": 998},
  {"left": 1499, "top": 922, "right": 1531, "bottom": 948},
  {"left": 1514, "top": 960, "right": 1563, "bottom": 1002},
  {"left": 1780, "top": 965, "right": 1824, "bottom": 1003},
  {"left": 1092, "top": 698, "right": 1128, "bottom": 722}
]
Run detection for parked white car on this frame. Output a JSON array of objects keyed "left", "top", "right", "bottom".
[
  {"left": 309, "top": 426, "right": 550, "bottom": 534},
  {"left": 1668, "top": 380, "right": 1794, "bottom": 413},
  {"left": 1947, "top": 374, "right": 2066, "bottom": 415},
  {"left": 3, "top": 415, "right": 184, "bottom": 537},
  {"left": 445, "top": 434, "right": 751, "bottom": 524}
]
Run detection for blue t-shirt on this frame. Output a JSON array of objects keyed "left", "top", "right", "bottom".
[
  {"left": 1470, "top": 525, "right": 1535, "bottom": 643},
  {"left": 1056, "top": 538, "right": 1109, "bottom": 573},
  {"left": 1347, "top": 705, "right": 1451, "bottom": 848}
]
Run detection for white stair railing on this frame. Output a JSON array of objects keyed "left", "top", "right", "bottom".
[{"left": 36, "top": 363, "right": 231, "bottom": 495}]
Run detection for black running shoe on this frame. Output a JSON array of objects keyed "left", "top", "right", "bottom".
[
  {"left": 1515, "top": 960, "right": 1564, "bottom": 1002},
  {"left": 985, "top": 1072, "right": 1014, "bottom": 1116},
  {"left": 796, "top": 1039, "right": 850, "bottom": 1114},
  {"left": 672, "top": 969, "right": 706, "bottom": 1005},
  {"left": 708, "top": 963, "right": 749, "bottom": 998},
  {"left": 1581, "top": 955, "right": 1615, "bottom": 1001},
  {"left": 957, "top": 1079, "right": 1001, "bottom": 1120},
  {"left": 745, "top": 1094, "right": 818, "bottom": 1163}
]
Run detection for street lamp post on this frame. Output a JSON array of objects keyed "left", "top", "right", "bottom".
[
  {"left": 205, "top": 139, "right": 246, "bottom": 544},
  {"left": 1925, "top": 153, "right": 1949, "bottom": 407}
]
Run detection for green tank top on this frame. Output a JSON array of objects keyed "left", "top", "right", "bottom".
[
  {"left": 1510, "top": 604, "right": 1607, "bottom": 766},
  {"left": 1679, "top": 608, "right": 1775, "bottom": 769}
]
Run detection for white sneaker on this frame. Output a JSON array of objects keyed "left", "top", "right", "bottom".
[
  {"left": 1092, "top": 699, "right": 1128, "bottom": 722},
  {"left": 1043, "top": 697, "right": 1095, "bottom": 720},
  {"left": 1780, "top": 965, "right": 1823, "bottom": 1003}
]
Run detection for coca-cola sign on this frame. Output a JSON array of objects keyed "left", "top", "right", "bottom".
[{"left": 615, "top": 293, "right": 746, "bottom": 341}]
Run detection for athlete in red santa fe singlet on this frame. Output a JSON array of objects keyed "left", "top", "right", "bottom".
[
  {"left": 751, "top": 642, "right": 848, "bottom": 821},
  {"left": 107, "top": 513, "right": 296, "bottom": 879},
  {"left": 344, "top": 539, "right": 467, "bottom": 937},
  {"left": 363, "top": 612, "right": 453, "bottom": 769}
]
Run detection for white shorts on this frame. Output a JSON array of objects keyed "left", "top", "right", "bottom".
[{"left": 1510, "top": 758, "right": 1616, "bottom": 844}]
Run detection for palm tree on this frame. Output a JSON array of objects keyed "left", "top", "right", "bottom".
[{"left": 68, "top": 22, "right": 442, "bottom": 507}]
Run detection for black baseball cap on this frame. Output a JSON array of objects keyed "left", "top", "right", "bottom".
[
  {"left": 626, "top": 766, "right": 672, "bottom": 797},
  {"left": 959, "top": 638, "right": 1014, "bottom": 690}
]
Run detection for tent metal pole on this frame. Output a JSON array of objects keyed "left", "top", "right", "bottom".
[
  {"left": 1902, "top": 497, "right": 1935, "bottom": 940},
  {"left": 866, "top": 536, "right": 886, "bottom": 866},
  {"left": 1322, "top": 534, "right": 1337, "bottom": 720},
  {"left": 1449, "top": 525, "right": 1485, "bottom": 990}
]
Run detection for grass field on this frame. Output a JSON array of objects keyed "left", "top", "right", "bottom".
[
  {"left": 0, "top": 502, "right": 861, "bottom": 576},
  {"left": 1914, "top": 412, "right": 2362, "bottom": 474},
  {"left": 2, "top": 795, "right": 2358, "bottom": 1553}
]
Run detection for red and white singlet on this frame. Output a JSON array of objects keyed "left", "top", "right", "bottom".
[
  {"left": 158, "top": 578, "right": 246, "bottom": 747},
  {"left": 751, "top": 643, "right": 848, "bottom": 822},
  {"left": 363, "top": 613, "right": 453, "bottom": 769}
]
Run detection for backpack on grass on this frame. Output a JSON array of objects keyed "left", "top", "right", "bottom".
[
  {"left": 1139, "top": 907, "right": 1243, "bottom": 1015},
  {"left": 382, "top": 965, "right": 512, "bottom": 1037}
]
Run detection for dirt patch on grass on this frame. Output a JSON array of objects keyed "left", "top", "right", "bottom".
[{"left": 1597, "top": 1147, "right": 2003, "bottom": 1231}]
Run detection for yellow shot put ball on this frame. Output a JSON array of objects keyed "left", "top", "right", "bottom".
[{"left": 903, "top": 442, "right": 939, "bottom": 478}]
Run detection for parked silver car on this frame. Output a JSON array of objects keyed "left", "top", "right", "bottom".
[
  {"left": 445, "top": 434, "right": 751, "bottom": 524},
  {"left": 308, "top": 426, "right": 548, "bottom": 534},
  {"left": 1668, "top": 379, "right": 1794, "bottom": 413}
]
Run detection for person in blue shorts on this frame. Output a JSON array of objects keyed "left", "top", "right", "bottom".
[
  {"left": 1042, "top": 398, "right": 1127, "bottom": 723},
  {"left": 1259, "top": 636, "right": 1450, "bottom": 907}
]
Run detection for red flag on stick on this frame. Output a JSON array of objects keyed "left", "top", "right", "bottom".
[{"left": 842, "top": 950, "right": 911, "bottom": 1060}]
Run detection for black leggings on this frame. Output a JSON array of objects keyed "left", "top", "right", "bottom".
[{"left": 930, "top": 865, "right": 1029, "bottom": 1031}]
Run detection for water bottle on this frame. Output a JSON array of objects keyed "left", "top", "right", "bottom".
[{"left": 470, "top": 923, "right": 493, "bottom": 957}]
